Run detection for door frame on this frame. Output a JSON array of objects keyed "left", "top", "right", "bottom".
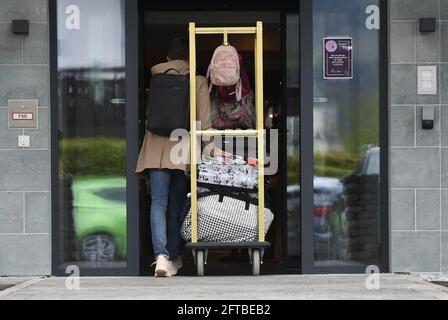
[
  {"left": 50, "top": 0, "right": 389, "bottom": 276},
  {"left": 299, "top": 0, "right": 314, "bottom": 274}
]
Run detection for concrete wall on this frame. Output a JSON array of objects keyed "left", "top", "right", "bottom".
[
  {"left": 0, "top": 0, "right": 50, "bottom": 276},
  {"left": 390, "top": 0, "right": 448, "bottom": 272}
]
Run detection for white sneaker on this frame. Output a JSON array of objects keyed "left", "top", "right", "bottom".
[{"left": 153, "top": 255, "right": 175, "bottom": 277}]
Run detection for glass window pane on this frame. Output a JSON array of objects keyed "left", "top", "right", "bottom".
[
  {"left": 57, "top": 0, "right": 127, "bottom": 269},
  {"left": 313, "top": 0, "right": 381, "bottom": 267}
]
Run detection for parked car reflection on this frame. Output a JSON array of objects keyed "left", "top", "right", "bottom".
[
  {"left": 286, "top": 177, "right": 343, "bottom": 259},
  {"left": 313, "top": 177, "right": 344, "bottom": 261},
  {"left": 287, "top": 147, "right": 380, "bottom": 263},
  {"left": 72, "top": 176, "right": 127, "bottom": 262}
]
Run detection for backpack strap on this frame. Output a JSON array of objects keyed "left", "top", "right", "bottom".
[
  {"left": 206, "top": 61, "right": 214, "bottom": 94},
  {"left": 207, "top": 71, "right": 213, "bottom": 94},
  {"left": 206, "top": 46, "right": 222, "bottom": 94}
]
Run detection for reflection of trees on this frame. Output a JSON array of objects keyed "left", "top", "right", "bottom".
[
  {"left": 314, "top": 152, "right": 359, "bottom": 178},
  {"left": 287, "top": 152, "right": 360, "bottom": 184},
  {"left": 59, "top": 137, "right": 126, "bottom": 177},
  {"left": 315, "top": 85, "right": 379, "bottom": 156},
  {"left": 311, "top": 86, "right": 379, "bottom": 180},
  {"left": 341, "top": 89, "right": 379, "bottom": 155}
]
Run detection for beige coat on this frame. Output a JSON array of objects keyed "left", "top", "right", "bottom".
[{"left": 135, "top": 60, "right": 212, "bottom": 176}]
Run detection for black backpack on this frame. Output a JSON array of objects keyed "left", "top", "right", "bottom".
[{"left": 147, "top": 69, "right": 190, "bottom": 136}]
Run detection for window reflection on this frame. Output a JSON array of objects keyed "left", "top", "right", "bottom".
[
  {"left": 57, "top": 0, "right": 127, "bottom": 268},
  {"left": 286, "top": 13, "right": 301, "bottom": 262},
  {"left": 313, "top": 0, "right": 381, "bottom": 267}
]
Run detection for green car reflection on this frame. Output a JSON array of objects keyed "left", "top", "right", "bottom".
[{"left": 72, "top": 176, "right": 127, "bottom": 262}]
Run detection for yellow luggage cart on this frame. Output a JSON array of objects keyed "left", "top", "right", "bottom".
[{"left": 187, "top": 21, "right": 270, "bottom": 276}]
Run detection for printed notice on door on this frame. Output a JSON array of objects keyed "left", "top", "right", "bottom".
[{"left": 323, "top": 37, "right": 353, "bottom": 79}]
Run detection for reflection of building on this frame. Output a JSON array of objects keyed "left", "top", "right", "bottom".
[{"left": 59, "top": 68, "right": 126, "bottom": 139}]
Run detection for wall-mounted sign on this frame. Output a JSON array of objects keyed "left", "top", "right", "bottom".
[
  {"left": 12, "top": 112, "right": 34, "bottom": 121},
  {"left": 323, "top": 37, "right": 353, "bottom": 80},
  {"left": 8, "top": 100, "right": 38, "bottom": 129}
]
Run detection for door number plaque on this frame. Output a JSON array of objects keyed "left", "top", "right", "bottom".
[{"left": 8, "top": 100, "right": 38, "bottom": 129}]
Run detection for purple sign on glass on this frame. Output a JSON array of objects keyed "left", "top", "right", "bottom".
[{"left": 323, "top": 37, "right": 353, "bottom": 79}]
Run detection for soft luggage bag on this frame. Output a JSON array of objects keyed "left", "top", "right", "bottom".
[
  {"left": 210, "top": 53, "right": 255, "bottom": 129},
  {"left": 198, "top": 155, "right": 258, "bottom": 189},
  {"left": 210, "top": 90, "right": 256, "bottom": 130},
  {"left": 146, "top": 69, "right": 190, "bottom": 137},
  {"left": 180, "top": 189, "right": 274, "bottom": 243}
]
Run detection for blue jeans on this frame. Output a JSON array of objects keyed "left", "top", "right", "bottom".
[{"left": 150, "top": 169, "right": 188, "bottom": 261}]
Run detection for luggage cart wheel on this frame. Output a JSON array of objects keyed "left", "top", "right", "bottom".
[
  {"left": 251, "top": 250, "right": 261, "bottom": 276},
  {"left": 197, "top": 250, "right": 205, "bottom": 277}
]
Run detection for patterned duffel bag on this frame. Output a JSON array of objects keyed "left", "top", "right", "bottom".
[{"left": 180, "top": 190, "right": 274, "bottom": 243}]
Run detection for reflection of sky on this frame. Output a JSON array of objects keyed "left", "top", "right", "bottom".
[{"left": 57, "top": 0, "right": 125, "bottom": 69}]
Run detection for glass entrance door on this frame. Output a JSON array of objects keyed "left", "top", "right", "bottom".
[
  {"left": 304, "top": 0, "right": 387, "bottom": 272},
  {"left": 51, "top": 0, "right": 139, "bottom": 275}
]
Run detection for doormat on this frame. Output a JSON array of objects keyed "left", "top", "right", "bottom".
[
  {"left": 431, "top": 281, "right": 448, "bottom": 288},
  {"left": 0, "top": 284, "right": 14, "bottom": 291}
]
